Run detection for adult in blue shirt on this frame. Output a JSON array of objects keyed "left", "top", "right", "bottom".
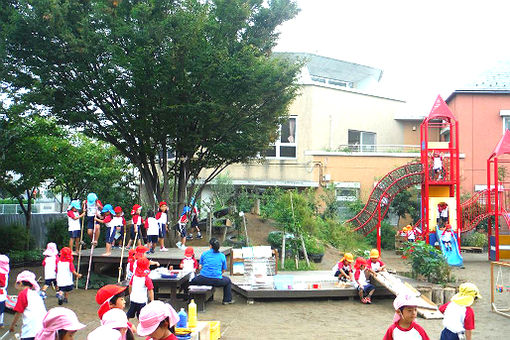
[{"left": 190, "top": 238, "right": 234, "bottom": 304}]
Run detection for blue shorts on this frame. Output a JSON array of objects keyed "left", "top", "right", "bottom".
[
  {"left": 69, "top": 230, "right": 80, "bottom": 238},
  {"left": 86, "top": 216, "right": 96, "bottom": 230},
  {"left": 359, "top": 283, "right": 375, "bottom": 296},
  {"left": 178, "top": 223, "right": 187, "bottom": 238},
  {"left": 440, "top": 328, "right": 462, "bottom": 340},
  {"left": 0, "top": 300, "right": 5, "bottom": 315},
  {"left": 45, "top": 278, "right": 57, "bottom": 286},
  {"left": 148, "top": 235, "right": 158, "bottom": 244},
  {"left": 59, "top": 285, "right": 73, "bottom": 292},
  {"left": 130, "top": 225, "right": 141, "bottom": 240},
  {"left": 105, "top": 227, "right": 116, "bottom": 244},
  {"left": 158, "top": 223, "right": 166, "bottom": 238}
]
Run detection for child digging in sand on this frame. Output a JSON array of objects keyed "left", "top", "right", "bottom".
[{"left": 383, "top": 293, "right": 430, "bottom": 339}]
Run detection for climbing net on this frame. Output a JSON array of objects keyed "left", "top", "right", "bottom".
[{"left": 491, "top": 261, "right": 510, "bottom": 318}]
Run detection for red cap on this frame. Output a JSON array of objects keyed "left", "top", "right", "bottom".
[
  {"left": 354, "top": 257, "right": 367, "bottom": 269},
  {"left": 159, "top": 201, "right": 168, "bottom": 208},
  {"left": 135, "top": 245, "right": 149, "bottom": 254},
  {"left": 95, "top": 284, "right": 128, "bottom": 305},
  {"left": 60, "top": 247, "right": 73, "bottom": 262},
  {"left": 114, "top": 206, "right": 123, "bottom": 213},
  {"left": 131, "top": 204, "right": 142, "bottom": 215},
  {"left": 184, "top": 247, "right": 194, "bottom": 257},
  {"left": 135, "top": 257, "right": 150, "bottom": 277}
]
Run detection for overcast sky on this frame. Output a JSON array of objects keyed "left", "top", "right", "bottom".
[{"left": 274, "top": 0, "right": 510, "bottom": 114}]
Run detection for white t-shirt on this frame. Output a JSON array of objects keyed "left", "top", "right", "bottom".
[
  {"left": 0, "top": 273, "right": 8, "bottom": 302},
  {"left": 43, "top": 256, "right": 58, "bottom": 280},
  {"left": 67, "top": 210, "right": 81, "bottom": 231},
  {"left": 111, "top": 216, "right": 124, "bottom": 227},
  {"left": 13, "top": 288, "right": 46, "bottom": 338},
  {"left": 441, "top": 230, "right": 453, "bottom": 243},
  {"left": 440, "top": 207, "right": 449, "bottom": 218},
  {"left": 86, "top": 203, "right": 98, "bottom": 217},
  {"left": 146, "top": 217, "right": 159, "bottom": 236},
  {"left": 56, "top": 261, "right": 75, "bottom": 287},
  {"left": 129, "top": 275, "right": 154, "bottom": 304},
  {"left": 157, "top": 212, "right": 168, "bottom": 225},
  {"left": 433, "top": 156, "right": 442, "bottom": 170},
  {"left": 442, "top": 302, "right": 470, "bottom": 333}
]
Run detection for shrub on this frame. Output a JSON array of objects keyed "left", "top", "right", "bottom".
[
  {"left": 365, "top": 221, "right": 396, "bottom": 250},
  {"left": 234, "top": 186, "right": 255, "bottom": 213},
  {"left": 46, "top": 218, "right": 69, "bottom": 249},
  {"left": 0, "top": 223, "right": 34, "bottom": 252},
  {"left": 304, "top": 236, "right": 325, "bottom": 254},
  {"left": 7, "top": 249, "right": 43, "bottom": 265},
  {"left": 317, "top": 219, "right": 370, "bottom": 253},
  {"left": 279, "top": 259, "right": 315, "bottom": 271},
  {"left": 260, "top": 187, "right": 283, "bottom": 219},
  {"left": 462, "top": 232, "right": 488, "bottom": 248},
  {"left": 402, "top": 241, "right": 452, "bottom": 284}
]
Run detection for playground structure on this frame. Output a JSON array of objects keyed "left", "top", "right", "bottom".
[
  {"left": 347, "top": 96, "right": 463, "bottom": 264},
  {"left": 491, "top": 261, "right": 510, "bottom": 319}
]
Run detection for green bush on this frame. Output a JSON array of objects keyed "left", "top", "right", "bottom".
[
  {"left": 462, "top": 232, "right": 488, "bottom": 248},
  {"left": 46, "top": 218, "right": 69, "bottom": 249},
  {"left": 234, "top": 186, "right": 255, "bottom": 213},
  {"left": 365, "top": 221, "right": 396, "bottom": 250},
  {"left": 402, "top": 241, "right": 452, "bottom": 284},
  {"left": 279, "top": 259, "right": 315, "bottom": 271},
  {"left": 0, "top": 223, "right": 34, "bottom": 252},
  {"left": 260, "top": 187, "right": 283, "bottom": 219},
  {"left": 317, "top": 219, "right": 370, "bottom": 253},
  {"left": 267, "top": 231, "right": 296, "bottom": 251},
  {"left": 7, "top": 249, "right": 43, "bottom": 265},
  {"left": 304, "top": 236, "right": 325, "bottom": 254}
]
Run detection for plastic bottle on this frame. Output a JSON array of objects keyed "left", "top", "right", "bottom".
[
  {"left": 177, "top": 308, "right": 188, "bottom": 328},
  {"left": 188, "top": 299, "right": 197, "bottom": 328}
]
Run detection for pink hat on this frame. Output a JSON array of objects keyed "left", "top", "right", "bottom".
[
  {"left": 0, "top": 255, "right": 9, "bottom": 275},
  {"left": 43, "top": 243, "right": 59, "bottom": 257},
  {"left": 87, "top": 325, "right": 122, "bottom": 340},
  {"left": 393, "top": 294, "right": 419, "bottom": 322},
  {"left": 101, "top": 308, "right": 129, "bottom": 329},
  {"left": 16, "top": 270, "right": 40, "bottom": 291},
  {"left": 35, "top": 307, "right": 85, "bottom": 340},
  {"left": 137, "top": 301, "right": 179, "bottom": 337}
]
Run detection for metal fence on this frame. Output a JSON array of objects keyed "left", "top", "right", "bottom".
[
  {"left": 0, "top": 213, "right": 66, "bottom": 248},
  {"left": 0, "top": 202, "right": 61, "bottom": 214}
]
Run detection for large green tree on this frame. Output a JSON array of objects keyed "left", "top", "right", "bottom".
[
  {"left": 0, "top": 109, "right": 65, "bottom": 230},
  {"left": 50, "top": 133, "right": 137, "bottom": 209},
  {"left": 1, "top": 0, "right": 301, "bottom": 215}
]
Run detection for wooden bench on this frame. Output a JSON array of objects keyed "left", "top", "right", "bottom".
[{"left": 188, "top": 286, "right": 215, "bottom": 312}]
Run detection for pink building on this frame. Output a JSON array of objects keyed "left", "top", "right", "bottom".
[{"left": 447, "top": 68, "right": 510, "bottom": 194}]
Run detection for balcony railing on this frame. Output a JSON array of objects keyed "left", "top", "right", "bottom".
[{"left": 333, "top": 144, "right": 420, "bottom": 153}]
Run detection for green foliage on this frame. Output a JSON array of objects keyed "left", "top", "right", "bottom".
[
  {"left": 234, "top": 186, "right": 255, "bottom": 213},
  {"left": 346, "top": 199, "right": 364, "bottom": 219},
  {"left": 390, "top": 189, "right": 418, "bottom": 225},
  {"left": 260, "top": 187, "right": 284, "bottom": 219},
  {"left": 77, "top": 272, "right": 118, "bottom": 289},
  {"left": 0, "top": 223, "right": 34, "bottom": 253},
  {"left": 304, "top": 236, "right": 325, "bottom": 254},
  {"left": 320, "top": 183, "right": 340, "bottom": 219},
  {"left": 317, "top": 219, "right": 370, "bottom": 253},
  {"left": 462, "top": 232, "right": 488, "bottom": 248},
  {"left": 365, "top": 221, "right": 396, "bottom": 250},
  {"left": 206, "top": 173, "right": 235, "bottom": 211},
  {"left": 267, "top": 231, "right": 295, "bottom": 250},
  {"left": 402, "top": 241, "right": 452, "bottom": 284},
  {"left": 1, "top": 0, "right": 301, "bottom": 211},
  {"left": 50, "top": 134, "right": 137, "bottom": 208},
  {"left": 279, "top": 259, "right": 316, "bottom": 271},
  {"left": 8, "top": 249, "right": 44, "bottom": 264},
  {"left": 45, "top": 218, "right": 69, "bottom": 250}
]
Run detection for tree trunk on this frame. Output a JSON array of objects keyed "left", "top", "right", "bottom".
[
  {"left": 176, "top": 160, "right": 188, "bottom": 219},
  {"left": 140, "top": 166, "right": 157, "bottom": 210}
]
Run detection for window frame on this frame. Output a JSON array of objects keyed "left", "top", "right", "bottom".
[
  {"left": 503, "top": 116, "right": 510, "bottom": 134},
  {"left": 265, "top": 116, "right": 297, "bottom": 159},
  {"left": 348, "top": 129, "right": 377, "bottom": 152}
]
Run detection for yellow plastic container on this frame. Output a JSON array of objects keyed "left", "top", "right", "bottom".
[
  {"left": 208, "top": 321, "right": 221, "bottom": 340},
  {"left": 188, "top": 299, "right": 197, "bottom": 328}
]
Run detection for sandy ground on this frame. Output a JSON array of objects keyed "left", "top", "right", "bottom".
[{"left": 3, "top": 252, "right": 509, "bottom": 340}]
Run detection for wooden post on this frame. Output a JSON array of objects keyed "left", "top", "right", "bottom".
[
  {"left": 207, "top": 212, "right": 212, "bottom": 239},
  {"left": 432, "top": 287, "right": 444, "bottom": 304},
  {"left": 443, "top": 287, "right": 456, "bottom": 302}
]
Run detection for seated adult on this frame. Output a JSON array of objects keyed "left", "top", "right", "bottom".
[{"left": 189, "top": 238, "right": 234, "bottom": 305}]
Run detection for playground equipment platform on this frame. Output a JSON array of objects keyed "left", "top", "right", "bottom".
[
  {"left": 79, "top": 246, "right": 232, "bottom": 269},
  {"left": 231, "top": 271, "right": 392, "bottom": 301}
]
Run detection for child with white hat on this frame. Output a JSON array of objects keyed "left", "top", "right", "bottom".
[{"left": 383, "top": 293, "right": 430, "bottom": 339}]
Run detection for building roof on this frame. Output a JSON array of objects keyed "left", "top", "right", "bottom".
[
  {"left": 447, "top": 61, "right": 510, "bottom": 101},
  {"left": 274, "top": 52, "right": 383, "bottom": 84}
]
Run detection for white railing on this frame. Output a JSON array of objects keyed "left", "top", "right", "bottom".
[
  {"left": 0, "top": 202, "right": 60, "bottom": 214},
  {"left": 333, "top": 144, "right": 420, "bottom": 153}
]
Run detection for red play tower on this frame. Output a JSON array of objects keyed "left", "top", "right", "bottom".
[
  {"left": 487, "top": 130, "right": 510, "bottom": 261},
  {"left": 420, "top": 96, "right": 462, "bottom": 252}
]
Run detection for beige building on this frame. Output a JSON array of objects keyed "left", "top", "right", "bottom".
[{"left": 200, "top": 53, "right": 423, "bottom": 214}]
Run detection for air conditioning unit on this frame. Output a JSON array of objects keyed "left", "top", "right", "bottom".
[{"left": 323, "top": 174, "right": 331, "bottom": 182}]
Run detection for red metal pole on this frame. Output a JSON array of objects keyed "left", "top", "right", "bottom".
[
  {"left": 487, "top": 159, "right": 492, "bottom": 261},
  {"left": 377, "top": 203, "right": 381, "bottom": 255},
  {"left": 495, "top": 157, "right": 500, "bottom": 261},
  {"left": 455, "top": 121, "right": 462, "bottom": 250}
]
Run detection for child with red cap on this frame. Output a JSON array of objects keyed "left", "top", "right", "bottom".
[
  {"left": 367, "top": 249, "right": 386, "bottom": 273},
  {"left": 95, "top": 284, "right": 128, "bottom": 319},
  {"left": 127, "top": 204, "right": 143, "bottom": 249},
  {"left": 0, "top": 255, "right": 9, "bottom": 328},
  {"left": 35, "top": 307, "right": 86, "bottom": 340},
  {"left": 127, "top": 257, "right": 154, "bottom": 320},
  {"left": 383, "top": 294, "right": 430, "bottom": 340},
  {"left": 180, "top": 247, "right": 199, "bottom": 280},
  {"left": 112, "top": 206, "right": 126, "bottom": 249},
  {"left": 136, "top": 300, "right": 179, "bottom": 340},
  {"left": 156, "top": 202, "right": 169, "bottom": 251},
  {"left": 41, "top": 243, "right": 59, "bottom": 300},
  {"left": 176, "top": 207, "right": 190, "bottom": 250},
  {"left": 10, "top": 270, "right": 47, "bottom": 338},
  {"left": 56, "top": 247, "right": 82, "bottom": 305},
  {"left": 354, "top": 257, "right": 376, "bottom": 304}
]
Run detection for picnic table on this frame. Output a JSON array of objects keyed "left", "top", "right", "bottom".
[{"left": 152, "top": 272, "right": 191, "bottom": 307}]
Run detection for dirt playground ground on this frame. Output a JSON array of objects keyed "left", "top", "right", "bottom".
[{"left": 3, "top": 251, "right": 509, "bottom": 340}]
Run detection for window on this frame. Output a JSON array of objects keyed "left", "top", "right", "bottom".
[
  {"left": 504, "top": 116, "right": 510, "bottom": 134},
  {"left": 348, "top": 130, "right": 376, "bottom": 152},
  {"left": 335, "top": 182, "right": 360, "bottom": 219},
  {"left": 264, "top": 117, "right": 297, "bottom": 158}
]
